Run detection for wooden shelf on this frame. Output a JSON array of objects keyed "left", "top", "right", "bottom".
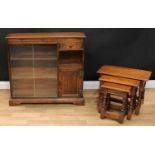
[
  {"left": 11, "top": 67, "right": 57, "bottom": 79},
  {"left": 59, "top": 48, "right": 84, "bottom": 52},
  {"left": 12, "top": 88, "right": 57, "bottom": 98},
  {"left": 11, "top": 78, "right": 57, "bottom": 98},
  {"left": 11, "top": 77, "right": 57, "bottom": 80},
  {"left": 10, "top": 58, "right": 57, "bottom": 61},
  {"left": 59, "top": 59, "right": 82, "bottom": 64},
  {"left": 59, "top": 50, "right": 82, "bottom": 65},
  {"left": 59, "top": 63, "right": 83, "bottom": 69}
]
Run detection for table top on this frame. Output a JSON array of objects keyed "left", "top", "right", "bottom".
[
  {"left": 99, "top": 75, "right": 140, "bottom": 87},
  {"left": 102, "top": 82, "right": 131, "bottom": 93},
  {"left": 97, "top": 65, "right": 152, "bottom": 81}
]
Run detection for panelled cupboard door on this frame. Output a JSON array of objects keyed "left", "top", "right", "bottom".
[{"left": 59, "top": 69, "right": 83, "bottom": 98}]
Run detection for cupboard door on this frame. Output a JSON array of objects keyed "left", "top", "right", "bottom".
[{"left": 59, "top": 69, "right": 83, "bottom": 98}]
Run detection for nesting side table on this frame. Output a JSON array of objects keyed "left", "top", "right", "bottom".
[{"left": 97, "top": 65, "right": 152, "bottom": 115}]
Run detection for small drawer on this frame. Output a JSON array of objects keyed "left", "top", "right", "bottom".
[{"left": 59, "top": 42, "right": 83, "bottom": 50}]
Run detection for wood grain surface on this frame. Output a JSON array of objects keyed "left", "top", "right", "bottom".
[
  {"left": 7, "top": 32, "right": 85, "bottom": 105},
  {"left": 97, "top": 65, "right": 152, "bottom": 80},
  {"left": 6, "top": 32, "right": 86, "bottom": 39}
]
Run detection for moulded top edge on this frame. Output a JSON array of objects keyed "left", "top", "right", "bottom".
[{"left": 6, "top": 32, "right": 86, "bottom": 39}]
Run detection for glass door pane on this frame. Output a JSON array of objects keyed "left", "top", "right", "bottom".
[
  {"left": 10, "top": 44, "right": 58, "bottom": 98},
  {"left": 33, "top": 45, "right": 58, "bottom": 97},
  {"left": 10, "top": 45, "right": 34, "bottom": 97}
]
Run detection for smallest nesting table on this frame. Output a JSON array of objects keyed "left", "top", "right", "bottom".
[{"left": 97, "top": 65, "right": 152, "bottom": 115}]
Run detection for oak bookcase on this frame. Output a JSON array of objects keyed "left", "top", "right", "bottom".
[{"left": 6, "top": 32, "right": 85, "bottom": 105}]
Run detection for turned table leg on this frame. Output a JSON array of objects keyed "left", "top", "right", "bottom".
[
  {"left": 127, "top": 87, "right": 136, "bottom": 120},
  {"left": 141, "top": 81, "right": 146, "bottom": 100},
  {"left": 119, "top": 93, "right": 128, "bottom": 124},
  {"left": 135, "top": 81, "right": 145, "bottom": 115},
  {"left": 98, "top": 81, "right": 103, "bottom": 113},
  {"left": 100, "top": 89, "right": 108, "bottom": 119},
  {"left": 98, "top": 89, "right": 103, "bottom": 113}
]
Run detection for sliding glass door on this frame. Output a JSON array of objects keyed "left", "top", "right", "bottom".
[{"left": 10, "top": 44, "right": 58, "bottom": 98}]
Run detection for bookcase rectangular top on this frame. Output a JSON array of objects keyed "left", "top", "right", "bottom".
[{"left": 6, "top": 32, "right": 86, "bottom": 39}]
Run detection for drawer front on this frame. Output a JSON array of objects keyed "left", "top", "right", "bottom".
[{"left": 59, "top": 42, "right": 83, "bottom": 50}]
